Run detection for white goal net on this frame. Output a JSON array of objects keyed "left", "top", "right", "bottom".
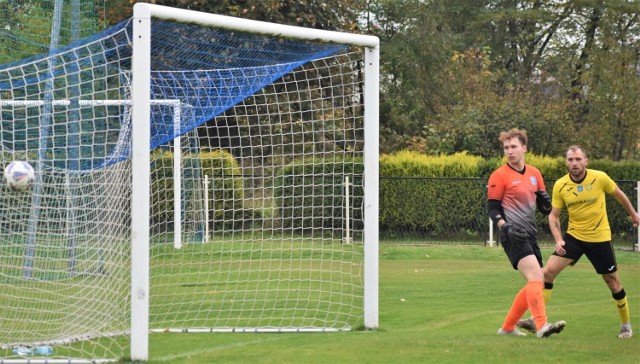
[{"left": 0, "top": 4, "right": 379, "bottom": 362}]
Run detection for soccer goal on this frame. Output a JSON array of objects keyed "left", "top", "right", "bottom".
[{"left": 0, "top": 3, "right": 379, "bottom": 362}]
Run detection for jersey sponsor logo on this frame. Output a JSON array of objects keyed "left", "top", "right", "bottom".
[
  {"left": 512, "top": 180, "right": 521, "bottom": 185},
  {"left": 566, "top": 197, "right": 597, "bottom": 207},
  {"left": 529, "top": 176, "right": 537, "bottom": 186}
]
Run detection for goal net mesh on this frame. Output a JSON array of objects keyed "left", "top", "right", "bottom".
[{"left": 0, "top": 16, "right": 366, "bottom": 361}]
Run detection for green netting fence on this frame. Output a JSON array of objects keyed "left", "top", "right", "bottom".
[{"left": 0, "top": 0, "right": 106, "bottom": 65}]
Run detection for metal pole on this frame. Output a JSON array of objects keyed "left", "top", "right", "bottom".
[
  {"left": 131, "top": 4, "right": 152, "bottom": 361},
  {"left": 344, "top": 176, "right": 351, "bottom": 244},
  {"left": 173, "top": 104, "right": 182, "bottom": 249},
  {"left": 363, "top": 45, "right": 380, "bottom": 330},
  {"left": 204, "top": 175, "right": 210, "bottom": 242},
  {"left": 487, "top": 218, "right": 496, "bottom": 247},
  {"left": 66, "top": 0, "right": 82, "bottom": 274},
  {"left": 24, "top": 0, "right": 65, "bottom": 278}
]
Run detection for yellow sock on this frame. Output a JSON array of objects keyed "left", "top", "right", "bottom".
[
  {"left": 614, "top": 296, "right": 630, "bottom": 324},
  {"left": 543, "top": 287, "right": 552, "bottom": 304}
]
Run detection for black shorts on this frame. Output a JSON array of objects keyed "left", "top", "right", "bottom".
[
  {"left": 499, "top": 230, "right": 543, "bottom": 270},
  {"left": 552, "top": 234, "right": 618, "bottom": 274}
]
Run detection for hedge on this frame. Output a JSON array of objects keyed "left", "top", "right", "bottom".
[
  {"left": 379, "top": 150, "right": 639, "bottom": 243},
  {"left": 147, "top": 148, "right": 638, "bottom": 243},
  {"left": 273, "top": 156, "right": 364, "bottom": 235},
  {"left": 150, "top": 149, "right": 249, "bottom": 233}
]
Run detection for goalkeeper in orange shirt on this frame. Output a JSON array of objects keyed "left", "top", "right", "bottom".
[
  {"left": 517, "top": 145, "right": 639, "bottom": 339},
  {"left": 487, "top": 128, "right": 566, "bottom": 338}
]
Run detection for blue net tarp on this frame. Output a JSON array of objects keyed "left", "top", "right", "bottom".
[{"left": 0, "top": 18, "right": 346, "bottom": 171}]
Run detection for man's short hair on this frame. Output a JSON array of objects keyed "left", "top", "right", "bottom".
[
  {"left": 499, "top": 128, "right": 528, "bottom": 146},
  {"left": 566, "top": 145, "right": 587, "bottom": 158}
]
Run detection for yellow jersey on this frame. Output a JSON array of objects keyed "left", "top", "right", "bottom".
[{"left": 551, "top": 169, "right": 616, "bottom": 242}]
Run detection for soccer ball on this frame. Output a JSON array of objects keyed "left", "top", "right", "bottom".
[{"left": 4, "top": 161, "right": 35, "bottom": 192}]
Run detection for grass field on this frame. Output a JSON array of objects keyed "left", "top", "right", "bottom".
[{"left": 143, "top": 245, "right": 639, "bottom": 363}]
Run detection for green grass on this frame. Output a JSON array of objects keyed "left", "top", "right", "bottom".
[{"left": 143, "top": 246, "right": 639, "bottom": 363}]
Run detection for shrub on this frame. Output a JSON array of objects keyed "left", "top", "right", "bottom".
[
  {"left": 150, "top": 149, "right": 253, "bottom": 233},
  {"left": 273, "top": 156, "right": 363, "bottom": 235},
  {"left": 379, "top": 150, "right": 638, "bottom": 243}
]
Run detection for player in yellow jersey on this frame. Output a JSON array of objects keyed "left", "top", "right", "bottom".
[
  {"left": 488, "top": 128, "right": 565, "bottom": 338},
  {"left": 517, "top": 145, "right": 640, "bottom": 339}
]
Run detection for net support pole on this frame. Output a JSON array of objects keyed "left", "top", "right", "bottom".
[
  {"left": 173, "top": 104, "right": 182, "bottom": 249},
  {"left": 131, "top": 6, "right": 152, "bottom": 361},
  {"left": 204, "top": 175, "right": 210, "bottom": 242},
  {"left": 23, "top": 0, "right": 65, "bottom": 279},
  {"left": 344, "top": 176, "right": 351, "bottom": 244},
  {"left": 487, "top": 218, "right": 496, "bottom": 247},
  {"left": 363, "top": 45, "right": 379, "bottom": 330}
]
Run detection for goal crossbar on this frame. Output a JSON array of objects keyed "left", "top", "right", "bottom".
[
  {"left": 135, "top": 4, "right": 380, "bottom": 48},
  {"left": 0, "top": 99, "right": 179, "bottom": 107}
]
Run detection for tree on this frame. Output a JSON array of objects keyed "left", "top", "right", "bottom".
[
  {"left": 366, "top": 0, "right": 468, "bottom": 153},
  {"left": 0, "top": 0, "right": 104, "bottom": 64},
  {"left": 455, "top": 0, "right": 640, "bottom": 160},
  {"left": 427, "top": 47, "right": 571, "bottom": 158},
  {"left": 570, "top": 2, "right": 640, "bottom": 159},
  {"left": 104, "top": 0, "right": 366, "bottom": 31},
  {"left": 100, "top": 0, "right": 640, "bottom": 160},
  {"left": 368, "top": 0, "right": 640, "bottom": 160}
]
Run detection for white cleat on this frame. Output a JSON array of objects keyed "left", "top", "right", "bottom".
[
  {"left": 537, "top": 320, "right": 566, "bottom": 338},
  {"left": 497, "top": 328, "right": 527, "bottom": 337},
  {"left": 617, "top": 326, "right": 633, "bottom": 339}
]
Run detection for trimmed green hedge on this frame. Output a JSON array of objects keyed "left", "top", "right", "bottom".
[
  {"left": 381, "top": 151, "right": 484, "bottom": 177},
  {"left": 273, "top": 156, "right": 364, "bottom": 235},
  {"left": 379, "top": 150, "right": 639, "bottom": 243},
  {"left": 380, "top": 152, "right": 487, "bottom": 238},
  {"left": 147, "top": 148, "right": 637, "bottom": 243},
  {"left": 380, "top": 177, "right": 487, "bottom": 239},
  {"left": 150, "top": 149, "right": 251, "bottom": 231}
]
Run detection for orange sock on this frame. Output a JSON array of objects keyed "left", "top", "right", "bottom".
[
  {"left": 502, "top": 286, "right": 529, "bottom": 331},
  {"left": 525, "top": 280, "right": 547, "bottom": 330}
]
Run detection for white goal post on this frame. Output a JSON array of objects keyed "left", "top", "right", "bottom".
[{"left": 131, "top": 3, "right": 380, "bottom": 361}]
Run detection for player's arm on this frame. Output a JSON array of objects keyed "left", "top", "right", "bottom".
[
  {"left": 548, "top": 206, "right": 566, "bottom": 255},
  {"left": 488, "top": 199, "right": 506, "bottom": 228},
  {"left": 611, "top": 186, "right": 640, "bottom": 227}
]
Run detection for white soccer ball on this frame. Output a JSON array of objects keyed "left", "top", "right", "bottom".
[{"left": 4, "top": 161, "right": 35, "bottom": 192}]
